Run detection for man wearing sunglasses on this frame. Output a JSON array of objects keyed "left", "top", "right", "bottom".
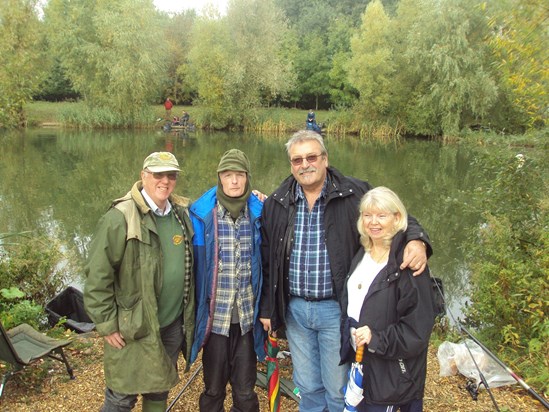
[
  {"left": 259, "top": 130, "right": 432, "bottom": 412},
  {"left": 84, "top": 151, "right": 196, "bottom": 412},
  {"left": 190, "top": 149, "right": 265, "bottom": 411}
]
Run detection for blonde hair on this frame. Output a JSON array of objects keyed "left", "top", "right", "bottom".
[{"left": 357, "top": 186, "right": 408, "bottom": 251}]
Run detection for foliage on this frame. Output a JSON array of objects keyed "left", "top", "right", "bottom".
[
  {"left": 160, "top": 10, "right": 198, "bottom": 104},
  {"left": 0, "top": 287, "right": 44, "bottom": 330},
  {"left": 349, "top": 0, "right": 499, "bottom": 136},
  {"left": 463, "top": 150, "right": 549, "bottom": 391},
  {"left": 43, "top": 0, "right": 167, "bottom": 125},
  {"left": 348, "top": 0, "right": 394, "bottom": 118},
  {"left": 34, "top": 58, "right": 80, "bottom": 102},
  {"left": 0, "top": 235, "right": 72, "bottom": 309},
  {"left": 0, "top": 0, "right": 49, "bottom": 128},
  {"left": 186, "top": 0, "right": 295, "bottom": 128},
  {"left": 486, "top": 0, "right": 548, "bottom": 129},
  {"left": 58, "top": 104, "right": 156, "bottom": 129}
]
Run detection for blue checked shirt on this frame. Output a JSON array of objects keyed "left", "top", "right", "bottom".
[
  {"left": 211, "top": 203, "right": 254, "bottom": 336},
  {"left": 289, "top": 180, "right": 333, "bottom": 299}
]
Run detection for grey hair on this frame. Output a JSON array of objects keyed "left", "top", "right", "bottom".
[
  {"left": 285, "top": 130, "right": 327, "bottom": 156},
  {"left": 357, "top": 186, "right": 408, "bottom": 251}
]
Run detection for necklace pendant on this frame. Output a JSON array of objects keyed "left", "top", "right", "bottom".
[{"left": 358, "top": 283, "right": 362, "bottom": 289}]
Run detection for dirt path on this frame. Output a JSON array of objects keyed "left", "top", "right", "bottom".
[{"left": 0, "top": 334, "right": 545, "bottom": 411}]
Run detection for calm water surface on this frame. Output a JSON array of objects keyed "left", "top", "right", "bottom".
[{"left": 0, "top": 128, "right": 495, "bottom": 317}]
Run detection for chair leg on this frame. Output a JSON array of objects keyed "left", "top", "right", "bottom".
[
  {"left": 49, "top": 348, "right": 75, "bottom": 379},
  {"left": 0, "top": 370, "right": 13, "bottom": 398}
]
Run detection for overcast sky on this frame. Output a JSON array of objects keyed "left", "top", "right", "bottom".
[{"left": 153, "top": 0, "right": 228, "bottom": 14}]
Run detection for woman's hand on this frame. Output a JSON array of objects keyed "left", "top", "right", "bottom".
[{"left": 353, "top": 325, "right": 372, "bottom": 347}]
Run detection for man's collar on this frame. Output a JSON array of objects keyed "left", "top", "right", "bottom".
[{"left": 141, "top": 189, "right": 172, "bottom": 216}]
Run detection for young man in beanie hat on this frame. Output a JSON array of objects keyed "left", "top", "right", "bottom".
[
  {"left": 84, "top": 152, "right": 196, "bottom": 412},
  {"left": 190, "top": 148, "right": 266, "bottom": 411}
]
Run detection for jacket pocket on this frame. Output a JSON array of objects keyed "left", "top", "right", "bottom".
[
  {"left": 366, "top": 357, "right": 415, "bottom": 403},
  {"left": 117, "top": 296, "right": 149, "bottom": 341}
]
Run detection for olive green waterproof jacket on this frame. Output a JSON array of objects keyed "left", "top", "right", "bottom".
[{"left": 84, "top": 181, "right": 195, "bottom": 395}]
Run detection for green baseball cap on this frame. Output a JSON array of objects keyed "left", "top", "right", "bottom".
[{"left": 143, "top": 152, "right": 180, "bottom": 172}]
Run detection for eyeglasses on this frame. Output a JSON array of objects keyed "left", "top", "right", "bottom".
[
  {"left": 289, "top": 153, "right": 324, "bottom": 166},
  {"left": 145, "top": 170, "right": 178, "bottom": 181}
]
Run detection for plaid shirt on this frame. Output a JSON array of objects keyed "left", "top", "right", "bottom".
[
  {"left": 289, "top": 180, "right": 333, "bottom": 299},
  {"left": 211, "top": 203, "right": 254, "bottom": 336}
]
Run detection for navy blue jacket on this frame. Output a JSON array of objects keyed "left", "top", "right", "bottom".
[
  {"left": 340, "top": 231, "right": 437, "bottom": 405},
  {"left": 190, "top": 187, "right": 266, "bottom": 361}
]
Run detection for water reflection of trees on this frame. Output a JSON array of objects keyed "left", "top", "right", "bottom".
[{"left": 0, "top": 130, "right": 516, "bottom": 308}]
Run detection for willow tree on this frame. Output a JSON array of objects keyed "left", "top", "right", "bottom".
[
  {"left": 350, "top": 0, "right": 499, "bottom": 136},
  {"left": 187, "top": 0, "right": 295, "bottom": 126},
  {"left": 396, "top": 0, "right": 498, "bottom": 135},
  {"left": 0, "top": 0, "right": 47, "bottom": 128},
  {"left": 348, "top": 0, "right": 395, "bottom": 118},
  {"left": 487, "top": 0, "right": 548, "bottom": 129},
  {"left": 43, "top": 0, "right": 167, "bottom": 124}
]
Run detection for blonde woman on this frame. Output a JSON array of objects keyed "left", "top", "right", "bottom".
[{"left": 340, "top": 187, "right": 437, "bottom": 412}]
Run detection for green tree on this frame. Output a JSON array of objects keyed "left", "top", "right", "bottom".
[
  {"left": 326, "top": 17, "right": 358, "bottom": 108},
  {"left": 186, "top": 14, "right": 232, "bottom": 126},
  {"left": 43, "top": 0, "right": 167, "bottom": 124},
  {"left": 187, "top": 0, "right": 295, "bottom": 126},
  {"left": 348, "top": 0, "right": 395, "bottom": 118},
  {"left": 350, "top": 0, "right": 499, "bottom": 135},
  {"left": 160, "top": 10, "right": 198, "bottom": 104},
  {"left": 487, "top": 0, "right": 548, "bottom": 129},
  {"left": 0, "top": 0, "right": 48, "bottom": 128},
  {"left": 399, "top": 0, "right": 499, "bottom": 135},
  {"left": 34, "top": 58, "right": 80, "bottom": 101}
]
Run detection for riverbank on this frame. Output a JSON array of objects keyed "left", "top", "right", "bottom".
[
  {"left": 0, "top": 333, "right": 545, "bottom": 411},
  {"left": 23, "top": 101, "right": 407, "bottom": 141}
]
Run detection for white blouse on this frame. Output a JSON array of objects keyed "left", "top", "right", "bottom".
[{"left": 347, "top": 252, "right": 388, "bottom": 322}]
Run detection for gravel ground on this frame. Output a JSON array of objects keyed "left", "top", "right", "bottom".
[{"left": 0, "top": 333, "right": 546, "bottom": 411}]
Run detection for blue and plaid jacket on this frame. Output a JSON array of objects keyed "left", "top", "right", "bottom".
[{"left": 190, "top": 187, "right": 266, "bottom": 361}]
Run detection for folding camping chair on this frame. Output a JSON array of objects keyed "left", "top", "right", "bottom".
[{"left": 0, "top": 320, "right": 74, "bottom": 397}]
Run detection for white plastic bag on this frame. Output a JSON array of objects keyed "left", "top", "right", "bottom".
[{"left": 437, "top": 339, "right": 516, "bottom": 388}]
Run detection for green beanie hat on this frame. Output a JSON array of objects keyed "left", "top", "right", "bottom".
[
  {"left": 216, "top": 149, "right": 252, "bottom": 220},
  {"left": 217, "top": 149, "right": 251, "bottom": 176}
]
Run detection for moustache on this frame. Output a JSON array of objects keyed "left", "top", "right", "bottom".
[{"left": 299, "top": 166, "right": 317, "bottom": 175}]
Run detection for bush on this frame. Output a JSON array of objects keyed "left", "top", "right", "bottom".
[
  {"left": 0, "top": 287, "right": 43, "bottom": 330},
  {"left": 0, "top": 234, "right": 74, "bottom": 329},
  {"left": 463, "top": 149, "right": 549, "bottom": 392}
]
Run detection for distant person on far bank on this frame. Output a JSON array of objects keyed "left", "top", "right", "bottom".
[
  {"left": 181, "top": 111, "right": 190, "bottom": 127},
  {"left": 306, "top": 109, "right": 321, "bottom": 133},
  {"left": 164, "top": 98, "right": 173, "bottom": 119}
]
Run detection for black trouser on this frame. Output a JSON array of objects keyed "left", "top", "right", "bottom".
[{"left": 199, "top": 323, "right": 259, "bottom": 412}]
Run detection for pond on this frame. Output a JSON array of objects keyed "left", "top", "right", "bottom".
[{"left": 0, "top": 128, "right": 500, "bottom": 319}]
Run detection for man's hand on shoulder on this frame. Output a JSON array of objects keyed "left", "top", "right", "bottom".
[{"left": 401, "top": 240, "right": 428, "bottom": 276}]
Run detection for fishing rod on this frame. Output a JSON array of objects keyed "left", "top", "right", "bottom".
[
  {"left": 432, "top": 278, "right": 549, "bottom": 410},
  {"left": 166, "top": 363, "right": 203, "bottom": 412},
  {"left": 435, "top": 277, "right": 501, "bottom": 410}
]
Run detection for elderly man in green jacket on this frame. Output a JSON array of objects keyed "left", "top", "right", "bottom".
[{"left": 84, "top": 152, "right": 195, "bottom": 412}]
